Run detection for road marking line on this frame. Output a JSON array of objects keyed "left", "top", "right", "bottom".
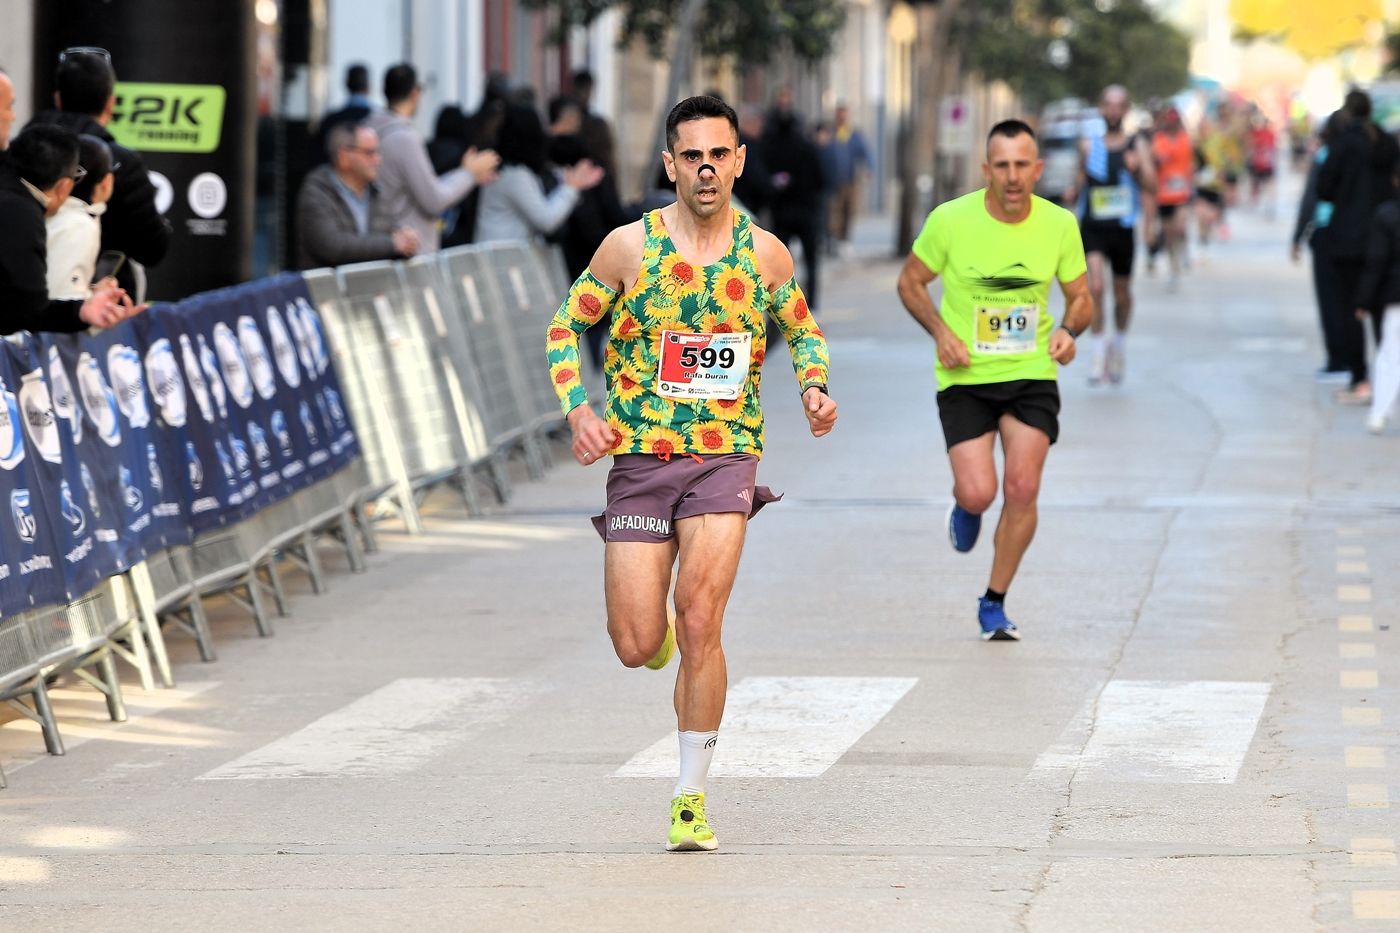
[
  {"left": 1337, "top": 561, "right": 1370, "bottom": 575},
  {"left": 1338, "top": 585, "right": 1373, "bottom": 603},
  {"left": 1353, "top": 852, "right": 1399, "bottom": 867},
  {"left": 1340, "top": 615, "right": 1374, "bottom": 633},
  {"left": 1033, "top": 680, "right": 1271, "bottom": 784},
  {"left": 1344, "top": 707, "right": 1384, "bottom": 725},
  {"left": 1348, "top": 785, "right": 1391, "bottom": 809},
  {"left": 0, "top": 858, "right": 51, "bottom": 884},
  {"left": 198, "top": 678, "right": 535, "bottom": 780},
  {"left": 1353, "top": 891, "right": 1400, "bottom": 920},
  {"left": 1338, "top": 546, "right": 1367, "bottom": 559},
  {"left": 1341, "top": 643, "right": 1378, "bottom": 659},
  {"left": 1351, "top": 839, "right": 1397, "bottom": 869},
  {"left": 1347, "top": 747, "right": 1388, "bottom": 769},
  {"left": 616, "top": 676, "right": 918, "bottom": 779},
  {"left": 1342, "top": 671, "right": 1381, "bottom": 690}
]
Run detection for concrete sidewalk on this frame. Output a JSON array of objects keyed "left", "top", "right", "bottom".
[{"left": 1, "top": 186, "right": 1398, "bottom": 931}]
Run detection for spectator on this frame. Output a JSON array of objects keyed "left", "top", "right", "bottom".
[
  {"left": 366, "top": 62, "right": 499, "bottom": 252},
  {"left": 764, "top": 107, "right": 826, "bottom": 310},
  {"left": 295, "top": 123, "right": 418, "bottom": 269},
  {"left": 1355, "top": 168, "right": 1400, "bottom": 433},
  {"left": 1292, "top": 111, "right": 1351, "bottom": 383},
  {"left": 445, "top": 73, "right": 514, "bottom": 246},
  {"left": 0, "top": 66, "right": 15, "bottom": 150},
  {"left": 547, "top": 131, "right": 630, "bottom": 372},
  {"left": 1317, "top": 89, "right": 1400, "bottom": 403},
  {"left": 317, "top": 63, "right": 374, "bottom": 165},
  {"left": 30, "top": 47, "right": 171, "bottom": 301},
  {"left": 826, "top": 103, "right": 870, "bottom": 257},
  {"left": 732, "top": 105, "right": 775, "bottom": 222},
  {"left": 549, "top": 95, "right": 584, "bottom": 139},
  {"left": 46, "top": 133, "right": 115, "bottom": 299},
  {"left": 1, "top": 124, "right": 139, "bottom": 333},
  {"left": 814, "top": 121, "right": 839, "bottom": 255},
  {"left": 428, "top": 105, "right": 471, "bottom": 175},
  {"left": 474, "top": 104, "right": 603, "bottom": 245},
  {"left": 465, "top": 72, "right": 511, "bottom": 152},
  {"left": 569, "top": 70, "right": 616, "bottom": 177}
]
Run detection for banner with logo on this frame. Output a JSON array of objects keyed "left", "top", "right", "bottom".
[
  {"left": 0, "top": 339, "right": 67, "bottom": 617},
  {"left": 0, "top": 273, "right": 359, "bottom": 619},
  {"left": 150, "top": 273, "right": 357, "bottom": 534},
  {"left": 36, "top": 0, "right": 258, "bottom": 300},
  {"left": 34, "top": 334, "right": 144, "bottom": 600}
]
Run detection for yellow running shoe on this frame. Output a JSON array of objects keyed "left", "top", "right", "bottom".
[
  {"left": 644, "top": 608, "right": 676, "bottom": 671},
  {"left": 667, "top": 792, "right": 718, "bottom": 851}
]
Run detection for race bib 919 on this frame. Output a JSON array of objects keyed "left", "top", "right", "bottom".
[
  {"left": 975, "top": 304, "right": 1039, "bottom": 354},
  {"left": 657, "top": 331, "right": 751, "bottom": 400}
]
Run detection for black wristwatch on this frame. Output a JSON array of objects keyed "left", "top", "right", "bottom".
[
  {"left": 1058, "top": 324, "right": 1082, "bottom": 340},
  {"left": 804, "top": 383, "right": 829, "bottom": 396}
]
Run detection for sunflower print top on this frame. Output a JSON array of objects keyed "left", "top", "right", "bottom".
[{"left": 545, "top": 209, "right": 829, "bottom": 459}]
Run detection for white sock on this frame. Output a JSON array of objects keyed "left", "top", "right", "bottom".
[
  {"left": 674, "top": 730, "right": 718, "bottom": 797},
  {"left": 1110, "top": 332, "right": 1125, "bottom": 354},
  {"left": 1089, "top": 333, "right": 1106, "bottom": 358}
]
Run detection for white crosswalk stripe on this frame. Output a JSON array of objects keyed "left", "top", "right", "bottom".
[
  {"left": 616, "top": 676, "right": 918, "bottom": 779},
  {"left": 1034, "top": 680, "right": 1272, "bottom": 784},
  {"left": 197, "top": 677, "right": 535, "bottom": 780}
]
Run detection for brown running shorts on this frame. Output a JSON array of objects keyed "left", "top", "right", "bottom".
[{"left": 591, "top": 453, "right": 781, "bottom": 543}]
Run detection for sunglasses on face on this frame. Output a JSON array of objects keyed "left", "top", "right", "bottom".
[{"left": 59, "top": 46, "right": 111, "bottom": 64}]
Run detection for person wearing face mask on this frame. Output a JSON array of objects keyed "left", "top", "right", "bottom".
[
  {"left": 47, "top": 134, "right": 117, "bottom": 300},
  {"left": 0, "top": 124, "right": 141, "bottom": 334}
]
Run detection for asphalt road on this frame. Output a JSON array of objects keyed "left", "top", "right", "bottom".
[{"left": 2, "top": 183, "right": 1398, "bottom": 931}]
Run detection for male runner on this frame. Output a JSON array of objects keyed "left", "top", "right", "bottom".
[
  {"left": 1152, "top": 106, "right": 1194, "bottom": 289},
  {"left": 1065, "top": 85, "right": 1155, "bottom": 385},
  {"left": 545, "top": 95, "right": 836, "bottom": 851},
  {"left": 896, "top": 120, "right": 1093, "bottom": 641}
]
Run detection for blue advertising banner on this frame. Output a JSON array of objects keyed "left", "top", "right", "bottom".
[
  {"left": 0, "top": 338, "right": 67, "bottom": 615},
  {"left": 33, "top": 333, "right": 142, "bottom": 600},
  {"left": 0, "top": 273, "right": 360, "bottom": 619}
]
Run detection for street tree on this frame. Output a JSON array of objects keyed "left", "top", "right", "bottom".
[
  {"left": 953, "top": 0, "right": 1191, "bottom": 109},
  {"left": 522, "top": 0, "right": 847, "bottom": 70},
  {"left": 522, "top": 0, "right": 847, "bottom": 183}
]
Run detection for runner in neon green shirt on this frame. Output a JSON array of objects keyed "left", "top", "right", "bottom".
[{"left": 897, "top": 119, "right": 1094, "bottom": 641}]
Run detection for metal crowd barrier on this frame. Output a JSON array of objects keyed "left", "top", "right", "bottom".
[
  {"left": 2, "top": 240, "right": 572, "bottom": 787},
  {"left": 309, "top": 240, "right": 574, "bottom": 532}
]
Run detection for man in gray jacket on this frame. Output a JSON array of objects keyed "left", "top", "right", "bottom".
[
  {"left": 366, "top": 63, "right": 499, "bottom": 252},
  {"left": 296, "top": 123, "right": 418, "bottom": 269}
]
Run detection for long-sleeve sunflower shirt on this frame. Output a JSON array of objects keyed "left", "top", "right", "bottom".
[{"left": 545, "top": 209, "right": 829, "bottom": 459}]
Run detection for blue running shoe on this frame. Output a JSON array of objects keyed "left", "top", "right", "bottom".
[
  {"left": 978, "top": 597, "right": 1020, "bottom": 642},
  {"left": 947, "top": 503, "right": 982, "bottom": 553}
]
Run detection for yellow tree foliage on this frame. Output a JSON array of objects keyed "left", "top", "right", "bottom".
[{"left": 1231, "top": 0, "right": 1382, "bottom": 59}]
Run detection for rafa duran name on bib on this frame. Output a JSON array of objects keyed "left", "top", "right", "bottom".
[
  {"left": 974, "top": 304, "right": 1039, "bottom": 355},
  {"left": 657, "top": 331, "right": 752, "bottom": 400}
]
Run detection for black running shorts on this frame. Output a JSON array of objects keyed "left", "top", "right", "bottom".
[
  {"left": 1081, "top": 223, "right": 1136, "bottom": 278},
  {"left": 936, "top": 379, "right": 1061, "bottom": 449}
]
